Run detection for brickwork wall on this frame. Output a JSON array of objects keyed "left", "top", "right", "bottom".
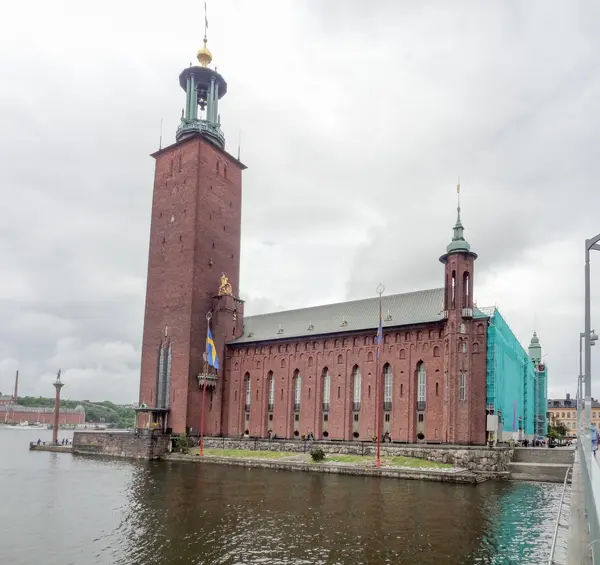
[
  {"left": 222, "top": 321, "right": 488, "bottom": 445},
  {"left": 138, "top": 133, "right": 244, "bottom": 434},
  {"left": 73, "top": 431, "right": 170, "bottom": 459}
]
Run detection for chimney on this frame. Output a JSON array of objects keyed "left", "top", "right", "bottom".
[
  {"left": 566, "top": 393, "right": 570, "bottom": 401},
  {"left": 13, "top": 370, "right": 19, "bottom": 401}
]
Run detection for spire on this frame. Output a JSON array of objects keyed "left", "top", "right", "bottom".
[
  {"left": 528, "top": 331, "right": 542, "bottom": 363},
  {"left": 197, "top": 2, "right": 213, "bottom": 67},
  {"left": 445, "top": 178, "right": 472, "bottom": 254}
]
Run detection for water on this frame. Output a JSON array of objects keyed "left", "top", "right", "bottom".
[{"left": 0, "top": 427, "right": 562, "bottom": 565}]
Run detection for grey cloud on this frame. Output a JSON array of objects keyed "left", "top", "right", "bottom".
[{"left": 1, "top": 0, "right": 599, "bottom": 403}]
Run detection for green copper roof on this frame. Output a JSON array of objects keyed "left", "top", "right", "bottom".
[
  {"left": 446, "top": 204, "right": 471, "bottom": 253},
  {"left": 232, "top": 288, "right": 447, "bottom": 344}
]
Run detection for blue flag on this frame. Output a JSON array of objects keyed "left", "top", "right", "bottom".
[{"left": 206, "top": 326, "right": 219, "bottom": 370}]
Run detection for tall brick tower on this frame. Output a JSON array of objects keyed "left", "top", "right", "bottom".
[
  {"left": 439, "top": 182, "right": 485, "bottom": 445},
  {"left": 137, "top": 29, "right": 246, "bottom": 435}
]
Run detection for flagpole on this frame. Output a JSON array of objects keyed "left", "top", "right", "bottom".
[
  {"left": 376, "top": 283, "right": 385, "bottom": 469},
  {"left": 200, "top": 311, "right": 212, "bottom": 457}
]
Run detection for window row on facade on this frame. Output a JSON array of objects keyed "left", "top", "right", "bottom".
[{"left": 238, "top": 362, "right": 469, "bottom": 414}]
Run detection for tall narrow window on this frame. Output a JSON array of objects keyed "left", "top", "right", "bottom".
[
  {"left": 294, "top": 370, "right": 301, "bottom": 410},
  {"left": 156, "top": 345, "right": 165, "bottom": 408},
  {"left": 451, "top": 271, "right": 456, "bottom": 309},
  {"left": 352, "top": 366, "right": 361, "bottom": 410},
  {"left": 244, "top": 373, "right": 251, "bottom": 411},
  {"left": 417, "top": 362, "right": 426, "bottom": 409},
  {"left": 164, "top": 343, "right": 172, "bottom": 408},
  {"left": 459, "top": 372, "right": 466, "bottom": 401},
  {"left": 267, "top": 371, "right": 274, "bottom": 410},
  {"left": 463, "top": 272, "right": 470, "bottom": 308},
  {"left": 322, "top": 368, "right": 330, "bottom": 411},
  {"left": 384, "top": 364, "right": 392, "bottom": 408}
]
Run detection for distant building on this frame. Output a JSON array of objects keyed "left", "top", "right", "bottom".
[
  {"left": 0, "top": 404, "right": 86, "bottom": 426},
  {"left": 547, "top": 394, "right": 600, "bottom": 437},
  {"left": 0, "top": 394, "right": 14, "bottom": 406}
]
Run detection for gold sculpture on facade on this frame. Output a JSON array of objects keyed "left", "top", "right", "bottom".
[{"left": 218, "top": 273, "right": 233, "bottom": 296}]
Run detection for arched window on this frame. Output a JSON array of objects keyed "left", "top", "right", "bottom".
[
  {"left": 337, "top": 354, "right": 343, "bottom": 364},
  {"left": 244, "top": 373, "right": 251, "bottom": 411},
  {"left": 383, "top": 364, "right": 392, "bottom": 406},
  {"left": 459, "top": 371, "right": 466, "bottom": 401},
  {"left": 322, "top": 368, "right": 330, "bottom": 410},
  {"left": 399, "top": 349, "right": 406, "bottom": 360},
  {"left": 473, "top": 343, "right": 480, "bottom": 354},
  {"left": 367, "top": 351, "right": 374, "bottom": 362},
  {"left": 433, "top": 346, "right": 440, "bottom": 358},
  {"left": 267, "top": 371, "right": 274, "bottom": 410},
  {"left": 417, "top": 362, "right": 426, "bottom": 408},
  {"left": 439, "top": 328, "right": 444, "bottom": 339},
  {"left": 352, "top": 366, "right": 361, "bottom": 410},
  {"left": 460, "top": 323, "right": 466, "bottom": 334},
  {"left": 462, "top": 341, "right": 468, "bottom": 353},
  {"left": 417, "top": 331, "right": 422, "bottom": 341},
  {"left": 293, "top": 370, "right": 301, "bottom": 410},
  {"left": 280, "top": 358, "right": 286, "bottom": 368},
  {"left": 451, "top": 270, "right": 456, "bottom": 309},
  {"left": 463, "top": 272, "right": 470, "bottom": 308},
  {"left": 308, "top": 356, "right": 314, "bottom": 367},
  {"left": 477, "top": 324, "right": 484, "bottom": 335},
  {"left": 234, "top": 362, "right": 239, "bottom": 371}
]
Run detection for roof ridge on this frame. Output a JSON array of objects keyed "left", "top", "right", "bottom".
[{"left": 245, "top": 287, "right": 444, "bottom": 320}]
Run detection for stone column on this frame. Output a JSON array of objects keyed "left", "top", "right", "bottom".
[{"left": 52, "top": 371, "right": 64, "bottom": 444}]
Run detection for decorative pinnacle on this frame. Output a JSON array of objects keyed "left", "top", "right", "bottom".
[
  {"left": 197, "top": 2, "right": 213, "bottom": 67},
  {"left": 445, "top": 177, "right": 471, "bottom": 253}
]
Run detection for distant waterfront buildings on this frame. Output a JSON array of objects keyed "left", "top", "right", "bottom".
[{"left": 548, "top": 394, "right": 600, "bottom": 437}]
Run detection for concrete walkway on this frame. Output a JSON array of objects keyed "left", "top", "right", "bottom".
[{"left": 567, "top": 449, "right": 591, "bottom": 565}]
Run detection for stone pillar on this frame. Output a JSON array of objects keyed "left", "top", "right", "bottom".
[{"left": 52, "top": 371, "right": 64, "bottom": 444}]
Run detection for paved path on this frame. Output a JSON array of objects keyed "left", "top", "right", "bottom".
[{"left": 567, "top": 449, "right": 591, "bottom": 565}]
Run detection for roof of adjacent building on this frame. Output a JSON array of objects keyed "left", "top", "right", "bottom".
[
  {"left": 548, "top": 397, "right": 600, "bottom": 408},
  {"left": 231, "top": 287, "right": 490, "bottom": 344}
]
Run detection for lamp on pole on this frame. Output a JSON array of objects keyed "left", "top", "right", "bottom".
[
  {"left": 584, "top": 232, "right": 600, "bottom": 469},
  {"left": 579, "top": 330, "right": 598, "bottom": 434}
]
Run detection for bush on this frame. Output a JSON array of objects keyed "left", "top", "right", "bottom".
[
  {"left": 310, "top": 447, "right": 325, "bottom": 462},
  {"left": 172, "top": 433, "right": 189, "bottom": 454}
]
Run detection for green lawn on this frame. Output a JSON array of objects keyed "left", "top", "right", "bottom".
[
  {"left": 185, "top": 448, "right": 453, "bottom": 469},
  {"left": 316, "top": 453, "right": 453, "bottom": 469},
  {"left": 189, "top": 448, "right": 290, "bottom": 459}
]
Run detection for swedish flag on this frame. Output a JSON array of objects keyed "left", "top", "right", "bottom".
[{"left": 206, "top": 327, "right": 219, "bottom": 370}]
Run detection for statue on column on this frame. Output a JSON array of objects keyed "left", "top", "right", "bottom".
[{"left": 218, "top": 273, "right": 232, "bottom": 296}]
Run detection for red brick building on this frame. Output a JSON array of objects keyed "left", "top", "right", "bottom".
[
  {"left": 137, "top": 39, "right": 488, "bottom": 445},
  {"left": 0, "top": 404, "right": 85, "bottom": 426}
]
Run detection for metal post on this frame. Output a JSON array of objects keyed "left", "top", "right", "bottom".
[
  {"left": 200, "top": 311, "right": 213, "bottom": 457},
  {"left": 375, "top": 283, "right": 384, "bottom": 469},
  {"left": 584, "top": 233, "right": 600, "bottom": 472}
]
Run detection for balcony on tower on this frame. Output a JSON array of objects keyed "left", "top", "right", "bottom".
[
  {"left": 197, "top": 373, "right": 218, "bottom": 388},
  {"left": 293, "top": 403, "right": 300, "bottom": 412},
  {"left": 353, "top": 402, "right": 361, "bottom": 412},
  {"left": 417, "top": 400, "right": 426, "bottom": 411},
  {"left": 268, "top": 403, "right": 274, "bottom": 412},
  {"left": 322, "top": 402, "right": 330, "bottom": 412},
  {"left": 462, "top": 308, "right": 473, "bottom": 319},
  {"left": 383, "top": 401, "right": 392, "bottom": 411}
]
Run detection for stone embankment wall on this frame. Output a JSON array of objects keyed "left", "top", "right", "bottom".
[
  {"left": 201, "top": 438, "right": 513, "bottom": 472},
  {"left": 73, "top": 431, "right": 169, "bottom": 460},
  {"left": 166, "top": 453, "right": 481, "bottom": 484}
]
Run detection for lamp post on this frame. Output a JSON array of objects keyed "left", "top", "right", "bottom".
[
  {"left": 584, "top": 233, "right": 600, "bottom": 468},
  {"left": 579, "top": 330, "right": 598, "bottom": 435}
]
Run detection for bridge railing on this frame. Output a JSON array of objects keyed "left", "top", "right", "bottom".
[{"left": 579, "top": 442, "right": 600, "bottom": 563}]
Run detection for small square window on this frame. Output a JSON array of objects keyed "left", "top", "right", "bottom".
[{"left": 269, "top": 414, "right": 273, "bottom": 421}]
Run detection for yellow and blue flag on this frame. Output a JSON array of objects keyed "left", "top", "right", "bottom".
[{"left": 206, "top": 326, "right": 219, "bottom": 370}]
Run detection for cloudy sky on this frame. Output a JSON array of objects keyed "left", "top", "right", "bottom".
[{"left": 1, "top": 0, "right": 599, "bottom": 403}]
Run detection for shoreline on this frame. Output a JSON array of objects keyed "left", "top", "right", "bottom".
[{"left": 164, "top": 453, "right": 498, "bottom": 484}]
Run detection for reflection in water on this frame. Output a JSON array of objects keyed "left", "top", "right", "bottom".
[
  {"left": 117, "top": 462, "right": 560, "bottom": 565},
  {"left": 0, "top": 430, "right": 560, "bottom": 565}
]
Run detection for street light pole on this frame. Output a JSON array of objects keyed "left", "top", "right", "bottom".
[
  {"left": 579, "top": 331, "right": 598, "bottom": 435},
  {"left": 584, "top": 233, "right": 600, "bottom": 469}
]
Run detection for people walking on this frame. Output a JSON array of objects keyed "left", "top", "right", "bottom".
[{"left": 592, "top": 423, "right": 598, "bottom": 457}]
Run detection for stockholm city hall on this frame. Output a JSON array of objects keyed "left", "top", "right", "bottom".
[{"left": 137, "top": 34, "right": 490, "bottom": 446}]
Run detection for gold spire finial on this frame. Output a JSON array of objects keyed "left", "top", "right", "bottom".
[{"left": 197, "top": 2, "right": 212, "bottom": 67}]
